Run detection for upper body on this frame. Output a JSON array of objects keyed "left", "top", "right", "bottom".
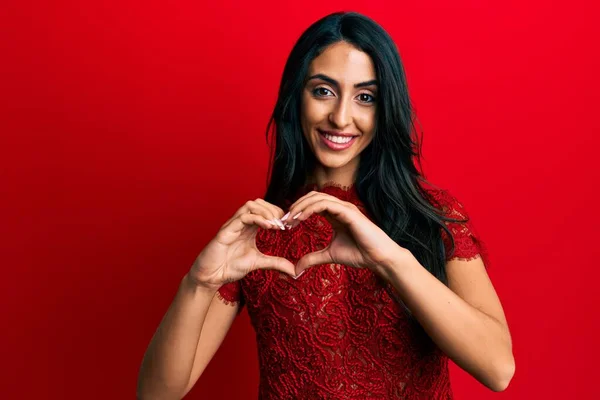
[
  {"left": 217, "top": 181, "right": 490, "bottom": 399},
  {"left": 178, "top": 11, "right": 513, "bottom": 400}
]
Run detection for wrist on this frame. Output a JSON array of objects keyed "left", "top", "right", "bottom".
[
  {"left": 183, "top": 272, "right": 219, "bottom": 296},
  {"left": 379, "top": 246, "right": 414, "bottom": 279}
]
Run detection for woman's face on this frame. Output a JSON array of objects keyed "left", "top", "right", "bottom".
[{"left": 301, "top": 41, "right": 377, "bottom": 174}]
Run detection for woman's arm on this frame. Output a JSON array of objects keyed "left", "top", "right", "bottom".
[
  {"left": 381, "top": 250, "right": 515, "bottom": 392},
  {"left": 136, "top": 273, "right": 239, "bottom": 400}
]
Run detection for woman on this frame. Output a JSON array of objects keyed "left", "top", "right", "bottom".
[{"left": 137, "top": 11, "right": 515, "bottom": 399}]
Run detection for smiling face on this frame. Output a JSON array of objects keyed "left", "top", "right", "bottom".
[{"left": 300, "top": 41, "right": 378, "bottom": 186}]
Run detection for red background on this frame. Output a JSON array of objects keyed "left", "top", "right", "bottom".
[{"left": 2, "top": 0, "right": 598, "bottom": 398}]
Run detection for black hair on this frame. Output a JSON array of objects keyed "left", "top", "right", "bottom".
[{"left": 263, "top": 11, "right": 466, "bottom": 289}]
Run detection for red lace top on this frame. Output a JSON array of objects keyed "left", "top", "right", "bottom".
[{"left": 217, "top": 182, "right": 488, "bottom": 399}]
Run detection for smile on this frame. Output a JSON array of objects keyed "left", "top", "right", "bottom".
[{"left": 317, "top": 129, "right": 359, "bottom": 151}]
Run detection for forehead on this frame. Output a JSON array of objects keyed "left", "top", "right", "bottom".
[{"left": 308, "top": 41, "right": 376, "bottom": 81}]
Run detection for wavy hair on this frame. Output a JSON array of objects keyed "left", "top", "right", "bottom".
[{"left": 263, "top": 11, "right": 466, "bottom": 286}]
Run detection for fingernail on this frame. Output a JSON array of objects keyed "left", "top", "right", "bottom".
[
  {"left": 293, "top": 270, "right": 306, "bottom": 280},
  {"left": 293, "top": 212, "right": 303, "bottom": 220},
  {"left": 274, "top": 219, "right": 285, "bottom": 230},
  {"left": 281, "top": 212, "right": 290, "bottom": 221}
]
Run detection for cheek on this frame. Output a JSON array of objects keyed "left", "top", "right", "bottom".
[
  {"left": 302, "top": 95, "right": 329, "bottom": 125},
  {"left": 356, "top": 108, "right": 377, "bottom": 137}
]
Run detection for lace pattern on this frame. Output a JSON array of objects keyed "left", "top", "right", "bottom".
[
  {"left": 426, "top": 188, "right": 490, "bottom": 266},
  {"left": 216, "top": 182, "right": 486, "bottom": 399}
]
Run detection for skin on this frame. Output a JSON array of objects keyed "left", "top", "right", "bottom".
[
  {"left": 137, "top": 41, "right": 513, "bottom": 399},
  {"left": 280, "top": 41, "right": 515, "bottom": 391},
  {"left": 300, "top": 41, "right": 378, "bottom": 189}
]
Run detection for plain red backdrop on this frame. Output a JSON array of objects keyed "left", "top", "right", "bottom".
[{"left": 1, "top": 0, "right": 599, "bottom": 398}]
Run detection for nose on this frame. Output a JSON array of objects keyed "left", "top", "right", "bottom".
[{"left": 328, "top": 99, "right": 352, "bottom": 129}]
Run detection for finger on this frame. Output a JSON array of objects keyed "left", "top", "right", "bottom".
[
  {"left": 293, "top": 199, "right": 355, "bottom": 227},
  {"left": 293, "top": 190, "right": 346, "bottom": 206},
  {"left": 254, "top": 254, "right": 297, "bottom": 277},
  {"left": 244, "top": 199, "right": 288, "bottom": 229},
  {"left": 255, "top": 198, "right": 285, "bottom": 219},
  {"left": 243, "top": 201, "right": 270, "bottom": 218},
  {"left": 249, "top": 198, "right": 277, "bottom": 221},
  {"left": 287, "top": 190, "right": 321, "bottom": 212},
  {"left": 228, "top": 200, "right": 263, "bottom": 220},
  {"left": 224, "top": 212, "right": 274, "bottom": 233},
  {"left": 253, "top": 199, "right": 287, "bottom": 230},
  {"left": 296, "top": 249, "right": 332, "bottom": 275},
  {"left": 221, "top": 203, "right": 250, "bottom": 228},
  {"left": 222, "top": 201, "right": 254, "bottom": 228},
  {"left": 230, "top": 200, "right": 282, "bottom": 230},
  {"left": 284, "top": 193, "right": 345, "bottom": 223}
]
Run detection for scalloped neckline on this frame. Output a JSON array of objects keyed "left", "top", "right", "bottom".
[{"left": 303, "top": 180, "right": 356, "bottom": 192}]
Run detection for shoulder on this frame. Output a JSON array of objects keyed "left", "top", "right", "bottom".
[
  {"left": 422, "top": 184, "right": 490, "bottom": 265},
  {"left": 421, "top": 185, "right": 469, "bottom": 221}
]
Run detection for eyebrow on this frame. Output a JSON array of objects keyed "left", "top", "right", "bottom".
[{"left": 306, "top": 73, "right": 378, "bottom": 89}]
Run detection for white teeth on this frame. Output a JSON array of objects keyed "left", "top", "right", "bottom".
[{"left": 324, "top": 134, "right": 353, "bottom": 144}]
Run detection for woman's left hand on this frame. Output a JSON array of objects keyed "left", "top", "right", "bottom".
[{"left": 283, "top": 191, "right": 406, "bottom": 277}]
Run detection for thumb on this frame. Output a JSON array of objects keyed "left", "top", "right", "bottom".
[
  {"left": 296, "top": 249, "right": 332, "bottom": 276},
  {"left": 255, "top": 254, "right": 297, "bottom": 277}
]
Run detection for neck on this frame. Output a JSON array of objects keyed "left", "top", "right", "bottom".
[{"left": 309, "top": 158, "right": 359, "bottom": 189}]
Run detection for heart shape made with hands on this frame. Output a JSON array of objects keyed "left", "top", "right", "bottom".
[
  {"left": 254, "top": 183, "right": 372, "bottom": 273},
  {"left": 255, "top": 212, "right": 335, "bottom": 268}
]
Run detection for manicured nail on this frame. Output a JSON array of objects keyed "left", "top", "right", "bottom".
[
  {"left": 293, "top": 212, "right": 303, "bottom": 220},
  {"left": 293, "top": 270, "right": 306, "bottom": 279},
  {"left": 281, "top": 211, "right": 290, "bottom": 221},
  {"left": 274, "top": 219, "right": 285, "bottom": 230},
  {"left": 269, "top": 219, "right": 282, "bottom": 229}
]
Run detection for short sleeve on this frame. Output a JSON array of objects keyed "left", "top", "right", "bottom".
[
  {"left": 216, "top": 281, "right": 246, "bottom": 312},
  {"left": 429, "top": 188, "right": 490, "bottom": 267}
]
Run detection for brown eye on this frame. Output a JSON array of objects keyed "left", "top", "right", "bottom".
[
  {"left": 358, "top": 93, "right": 376, "bottom": 103},
  {"left": 313, "top": 87, "right": 334, "bottom": 97}
]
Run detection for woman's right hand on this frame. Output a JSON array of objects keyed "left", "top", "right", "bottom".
[{"left": 188, "top": 199, "right": 296, "bottom": 290}]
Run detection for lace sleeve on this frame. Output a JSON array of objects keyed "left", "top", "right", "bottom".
[
  {"left": 216, "top": 281, "right": 246, "bottom": 312},
  {"left": 432, "top": 189, "right": 491, "bottom": 267}
]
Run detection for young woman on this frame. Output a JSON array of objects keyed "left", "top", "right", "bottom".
[{"left": 137, "top": 11, "right": 515, "bottom": 399}]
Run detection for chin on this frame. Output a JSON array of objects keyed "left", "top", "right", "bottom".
[{"left": 314, "top": 150, "right": 356, "bottom": 169}]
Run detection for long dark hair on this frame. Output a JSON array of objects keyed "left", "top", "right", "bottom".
[{"left": 263, "top": 11, "right": 466, "bottom": 286}]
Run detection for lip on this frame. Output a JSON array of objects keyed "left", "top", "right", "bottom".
[
  {"left": 318, "top": 129, "right": 358, "bottom": 138},
  {"left": 317, "top": 129, "right": 359, "bottom": 151}
]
